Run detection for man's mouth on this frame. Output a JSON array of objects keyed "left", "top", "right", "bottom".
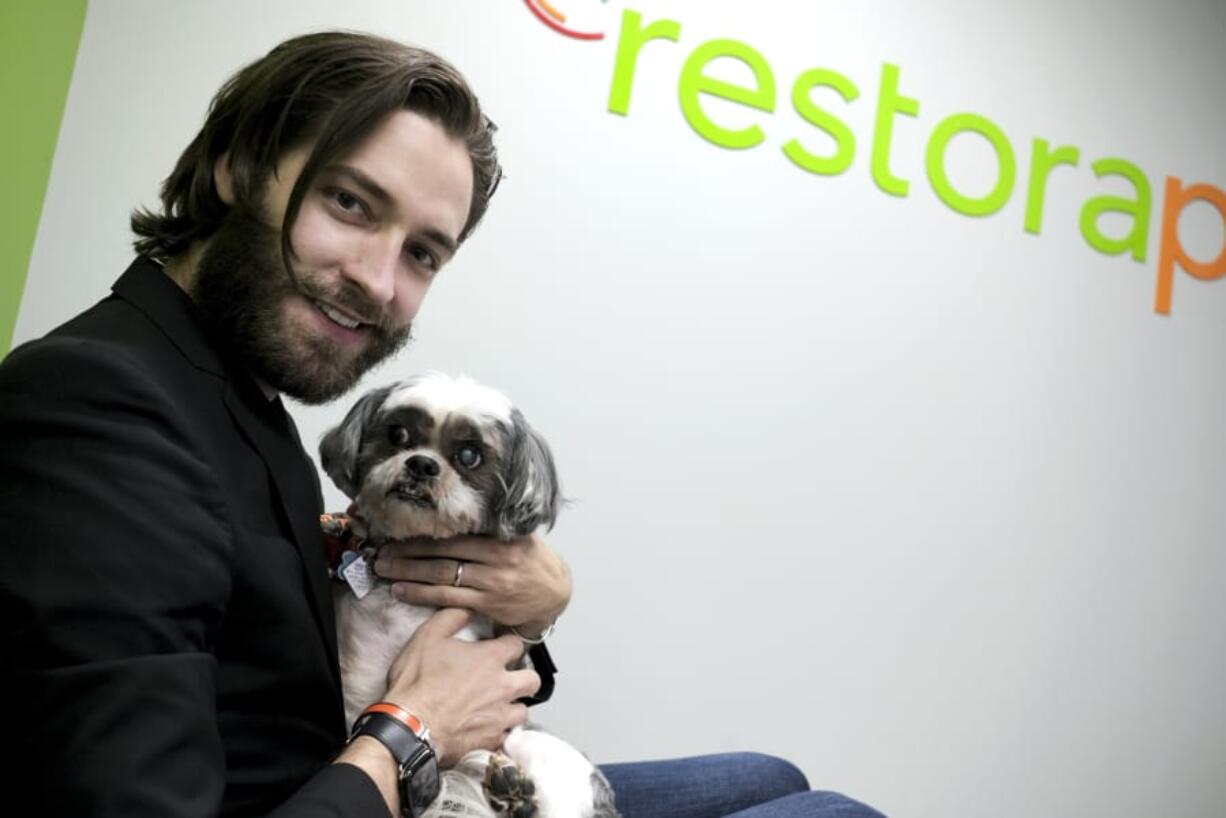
[{"left": 312, "top": 299, "right": 367, "bottom": 331}]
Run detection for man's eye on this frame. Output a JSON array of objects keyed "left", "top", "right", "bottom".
[
  {"left": 388, "top": 425, "right": 409, "bottom": 446},
  {"left": 332, "top": 189, "right": 368, "bottom": 217},
  {"left": 405, "top": 244, "right": 439, "bottom": 273},
  {"left": 455, "top": 446, "right": 482, "bottom": 469}
]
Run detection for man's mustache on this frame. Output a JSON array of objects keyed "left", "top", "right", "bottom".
[{"left": 293, "top": 275, "right": 392, "bottom": 332}]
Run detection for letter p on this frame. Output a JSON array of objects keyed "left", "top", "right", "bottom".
[{"left": 1156, "top": 177, "right": 1226, "bottom": 314}]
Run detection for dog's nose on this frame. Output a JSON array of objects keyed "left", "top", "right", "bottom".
[{"left": 405, "top": 454, "right": 441, "bottom": 480}]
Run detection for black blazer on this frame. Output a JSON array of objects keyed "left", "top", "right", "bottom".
[{"left": 0, "top": 258, "right": 541, "bottom": 816}]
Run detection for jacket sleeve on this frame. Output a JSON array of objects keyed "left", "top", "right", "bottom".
[{"left": 0, "top": 338, "right": 388, "bottom": 817}]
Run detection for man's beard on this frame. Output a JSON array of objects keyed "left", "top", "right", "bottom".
[{"left": 192, "top": 208, "right": 411, "bottom": 405}]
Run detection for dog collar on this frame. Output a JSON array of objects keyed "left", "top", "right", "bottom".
[{"left": 320, "top": 511, "right": 367, "bottom": 572}]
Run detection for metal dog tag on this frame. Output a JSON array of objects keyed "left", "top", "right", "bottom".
[{"left": 339, "top": 551, "right": 376, "bottom": 599}]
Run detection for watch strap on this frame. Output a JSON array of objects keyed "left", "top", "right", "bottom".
[
  {"left": 349, "top": 707, "right": 440, "bottom": 816},
  {"left": 360, "top": 702, "right": 430, "bottom": 744},
  {"left": 350, "top": 711, "right": 424, "bottom": 773}
]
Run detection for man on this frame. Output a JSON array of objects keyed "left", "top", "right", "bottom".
[{"left": 0, "top": 31, "right": 884, "bottom": 818}]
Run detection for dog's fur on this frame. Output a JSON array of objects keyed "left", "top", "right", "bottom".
[{"left": 320, "top": 372, "right": 618, "bottom": 818}]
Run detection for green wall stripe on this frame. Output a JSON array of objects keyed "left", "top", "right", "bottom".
[{"left": 1, "top": 0, "right": 89, "bottom": 355}]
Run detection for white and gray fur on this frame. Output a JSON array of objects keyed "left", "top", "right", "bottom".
[{"left": 320, "top": 372, "right": 617, "bottom": 818}]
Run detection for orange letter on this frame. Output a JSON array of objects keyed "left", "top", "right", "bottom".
[{"left": 1156, "top": 177, "right": 1226, "bottom": 314}]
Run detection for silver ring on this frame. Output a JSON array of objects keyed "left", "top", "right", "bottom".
[{"left": 452, "top": 561, "right": 465, "bottom": 588}]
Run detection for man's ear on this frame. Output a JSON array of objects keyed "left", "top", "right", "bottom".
[{"left": 213, "top": 152, "right": 236, "bottom": 205}]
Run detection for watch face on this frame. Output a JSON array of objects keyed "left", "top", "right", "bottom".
[{"left": 404, "top": 746, "right": 440, "bottom": 813}]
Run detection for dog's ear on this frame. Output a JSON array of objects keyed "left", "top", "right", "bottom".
[
  {"left": 493, "top": 408, "right": 563, "bottom": 540},
  {"left": 319, "top": 385, "right": 393, "bottom": 498}
]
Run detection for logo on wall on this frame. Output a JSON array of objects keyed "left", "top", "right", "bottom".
[
  {"left": 523, "top": 0, "right": 608, "bottom": 41},
  {"left": 599, "top": 8, "right": 1225, "bottom": 316},
  {"left": 521, "top": 5, "right": 1224, "bottom": 315}
]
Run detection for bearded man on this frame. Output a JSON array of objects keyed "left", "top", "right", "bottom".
[{"left": 0, "top": 31, "right": 884, "bottom": 818}]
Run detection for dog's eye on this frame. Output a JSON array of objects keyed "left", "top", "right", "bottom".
[
  {"left": 388, "top": 425, "right": 410, "bottom": 446},
  {"left": 455, "top": 445, "right": 482, "bottom": 469}
]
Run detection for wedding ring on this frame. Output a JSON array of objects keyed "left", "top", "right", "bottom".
[{"left": 452, "top": 561, "right": 465, "bottom": 588}]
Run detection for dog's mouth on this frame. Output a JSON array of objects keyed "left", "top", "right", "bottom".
[{"left": 388, "top": 483, "right": 436, "bottom": 509}]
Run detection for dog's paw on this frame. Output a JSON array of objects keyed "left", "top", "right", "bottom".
[
  {"left": 501, "top": 728, "right": 620, "bottom": 818},
  {"left": 484, "top": 753, "right": 538, "bottom": 818}
]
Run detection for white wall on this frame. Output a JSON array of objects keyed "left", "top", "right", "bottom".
[{"left": 16, "top": 2, "right": 1226, "bottom": 817}]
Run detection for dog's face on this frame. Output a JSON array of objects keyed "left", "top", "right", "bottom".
[{"left": 320, "top": 372, "right": 561, "bottom": 540}]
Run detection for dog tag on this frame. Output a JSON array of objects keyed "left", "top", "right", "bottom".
[{"left": 339, "top": 551, "right": 376, "bottom": 599}]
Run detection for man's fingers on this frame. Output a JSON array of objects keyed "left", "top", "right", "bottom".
[
  {"left": 379, "top": 535, "right": 527, "bottom": 565},
  {"left": 506, "top": 668, "right": 542, "bottom": 701},
  {"left": 379, "top": 557, "right": 495, "bottom": 592},
  {"left": 418, "top": 607, "right": 473, "bottom": 638},
  {"left": 379, "top": 537, "right": 481, "bottom": 562},
  {"left": 488, "top": 631, "right": 529, "bottom": 666},
  {"left": 392, "top": 581, "right": 484, "bottom": 610},
  {"left": 380, "top": 555, "right": 464, "bottom": 585},
  {"left": 503, "top": 702, "right": 531, "bottom": 730}
]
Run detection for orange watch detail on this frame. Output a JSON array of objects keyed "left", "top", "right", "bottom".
[{"left": 363, "top": 701, "right": 427, "bottom": 738}]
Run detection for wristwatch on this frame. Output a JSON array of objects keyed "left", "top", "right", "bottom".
[{"left": 348, "top": 702, "right": 441, "bottom": 816}]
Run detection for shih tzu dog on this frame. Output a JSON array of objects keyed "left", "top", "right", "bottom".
[{"left": 319, "top": 372, "right": 618, "bottom": 818}]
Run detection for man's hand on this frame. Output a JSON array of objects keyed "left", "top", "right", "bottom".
[
  {"left": 373, "top": 533, "right": 572, "bottom": 635},
  {"left": 384, "top": 608, "right": 541, "bottom": 767}
]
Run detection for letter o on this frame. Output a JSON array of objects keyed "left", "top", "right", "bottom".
[{"left": 926, "top": 113, "right": 1017, "bottom": 217}]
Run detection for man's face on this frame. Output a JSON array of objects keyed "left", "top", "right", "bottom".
[{"left": 193, "top": 110, "right": 474, "bottom": 404}]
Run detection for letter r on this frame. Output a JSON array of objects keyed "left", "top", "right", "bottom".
[{"left": 607, "top": 10, "right": 682, "bottom": 115}]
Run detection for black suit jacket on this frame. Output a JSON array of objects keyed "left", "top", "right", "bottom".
[{"left": 0, "top": 258, "right": 483, "bottom": 816}]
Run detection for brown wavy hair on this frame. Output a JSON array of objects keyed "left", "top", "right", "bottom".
[{"left": 131, "top": 31, "right": 501, "bottom": 263}]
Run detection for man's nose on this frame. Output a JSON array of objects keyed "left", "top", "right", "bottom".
[{"left": 343, "top": 234, "right": 400, "bottom": 305}]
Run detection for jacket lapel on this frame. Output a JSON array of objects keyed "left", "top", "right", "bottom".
[
  {"left": 221, "top": 385, "right": 342, "bottom": 692},
  {"left": 115, "top": 258, "right": 343, "bottom": 697}
]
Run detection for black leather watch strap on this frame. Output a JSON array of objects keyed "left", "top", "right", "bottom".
[
  {"left": 350, "top": 711, "right": 422, "bottom": 769},
  {"left": 349, "top": 711, "right": 440, "bottom": 816}
]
